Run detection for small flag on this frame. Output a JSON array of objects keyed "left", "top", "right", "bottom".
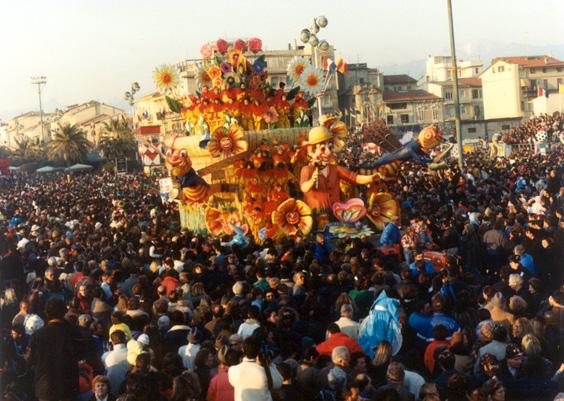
[
  {"left": 559, "top": 83, "right": 564, "bottom": 94},
  {"left": 537, "top": 87, "right": 547, "bottom": 97}
]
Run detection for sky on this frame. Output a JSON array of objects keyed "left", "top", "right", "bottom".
[{"left": 1, "top": 0, "right": 564, "bottom": 120}]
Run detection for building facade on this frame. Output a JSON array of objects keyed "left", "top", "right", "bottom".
[
  {"left": 481, "top": 55, "right": 564, "bottom": 119},
  {"left": 51, "top": 101, "right": 125, "bottom": 144},
  {"left": 383, "top": 74, "right": 417, "bottom": 93},
  {"left": 422, "top": 55, "right": 483, "bottom": 82},
  {"left": 338, "top": 63, "right": 384, "bottom": 126},
  {"left": 382, "top": 90, "right": 443, "bottom": 131},
  {"left": 5, "top": 111, "right": 53, "bottom": 149}
]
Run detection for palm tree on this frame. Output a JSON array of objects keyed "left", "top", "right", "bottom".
[
  {"left": 12, "top": 137, "right": 38, "bottom": 160},
  {"left": 48, "top": 123, "right": 92, "bottom": 164},
  {"left": 98, "top": 115, "right": 136, "bottom": 160}
]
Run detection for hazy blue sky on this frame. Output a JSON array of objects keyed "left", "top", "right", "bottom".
[{"left": 1, "top": 0, "right": 563, "bottom": 119}]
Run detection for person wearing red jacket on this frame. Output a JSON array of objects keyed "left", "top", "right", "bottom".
[{"left": 316, "top": 323, "right": 364, "bottom": 357}]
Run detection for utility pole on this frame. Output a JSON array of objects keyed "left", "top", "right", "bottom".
[
  {"left": 446, "top": 0, "right": 464, "bottom": 171},
  {"left": 31, "top": 76, "right": 47, "bottom": 143}
]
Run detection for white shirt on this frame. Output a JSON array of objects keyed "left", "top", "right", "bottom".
[
  {"left": 334, "top": 317, "right": 360, "bottom": 341},
  {"left": 102, "top": 343, "right": 129, "bottom": 395},
  {"left": 403, "top": 369, "right": 425, "bottom": 399},
  {"left": 237, "top": 319, "right": 260, "bottom": 339},
  {"left": 228, "top": 358, "right": 282, "bottom": 401},
  {"left": 178, "top": 342, "right": 201, "bottom": 370}
]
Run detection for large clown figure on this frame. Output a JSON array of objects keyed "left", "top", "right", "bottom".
[{"left": 300, "top": 116, "right": 378, "bottom": 225}]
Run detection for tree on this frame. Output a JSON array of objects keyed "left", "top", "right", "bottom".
[
  {"left": 98, "top": 115, "right": 137, "bottom": 160},
  {"left": 12, "top": 137, "right": 39, "bottom": 160},
  {"left": 48, "top": 123, "right": 91, "bottom": 164}
]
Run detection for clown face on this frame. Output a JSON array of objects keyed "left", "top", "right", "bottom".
[
  {"left": 164, "top": 138, "right": 193, "bottom": 177},
  {"left": 310, "top": 141, "right": 334, "bottom": 167}
]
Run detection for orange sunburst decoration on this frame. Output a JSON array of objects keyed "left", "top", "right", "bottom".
[
  {"left": 300, "top": 66, "right": 324, "bottom": 96},
  {"left": 287, "top": 57, "right": 310, "bottom": 82},
  {"left": 271, "top": 198, "right": 313, "bottom": 236},
  {"left": 208, "top": 124, "right": 248, "bottom": 158},
  {"left": 153, "top": 65, "right": 178, "bottom": 92}
]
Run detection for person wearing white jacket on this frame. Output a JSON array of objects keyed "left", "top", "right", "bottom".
[{"left": 229, "top": 337, "right": 282, "bottom": 401}]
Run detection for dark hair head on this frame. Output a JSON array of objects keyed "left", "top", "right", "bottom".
[
  {"left": 432, "top": 324, "right": 449, "bottom": 341},
  {"left": 327, "top": 323, "right": 341, "bottom": 334},
  {"left": 243, "top": 337, "right": 261, "bottom": 359},
  {"left": 492, "top": 325, "right": 507, "bottom": 342},
  {"left": 110, "top": 330, "right": 126, "bottom": 345},
  {"left": 44, "top": 297, "right": 66, "bottom": 320}
]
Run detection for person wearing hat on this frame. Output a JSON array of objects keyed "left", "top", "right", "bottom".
[
  {"left": 207, "top": 346, "right": 239, "bottom": 401},
  {"left": 299, "top": 125, "right": 378, "bottom": 220}
]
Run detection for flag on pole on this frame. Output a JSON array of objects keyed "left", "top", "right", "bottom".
[{"left": 336, "top": 56, "right": 348, "bottom": 74}]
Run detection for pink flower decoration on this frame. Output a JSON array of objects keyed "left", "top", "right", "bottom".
[
  {"left": 233, "top": 39, "right": 246, "bottom": 52},
  {"left": 248, "top": 37, "right": 262, "bottom": 53},
  {"left": 216, "top": 39, "right": 229, "bottom": 54},
  {"left": 200, "top": 43, "right": 212, "bottom": 58}
]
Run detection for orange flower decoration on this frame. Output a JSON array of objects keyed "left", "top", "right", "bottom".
[
  {"left": 207, "top": 65, "right": 222, "bottom": 80},
  {"left": 271, "top": 198, "right": 313, "bottom": 236},
  {"left": 208, "top": 124, "right": 248, "bottom": 158},
  {"left": 418, "top": 124, "right": 443, "bottom": 151},
  {"left": 205, "top": 207, "right": 248, "bottom": 237},
  {"left": 320, "top": 114, "right": 348, "bottom": 153},
  {"left": 366, "top": 191, "right": 400, "bottom": 231}
]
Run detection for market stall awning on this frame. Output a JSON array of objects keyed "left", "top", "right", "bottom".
[
  {"left": 65, "top": 163, "right": 94, "bottom": 172},
  {"left": 36, "top": 166, "right": 60, "bottom": 173},
  {"left": 137, "top": 125, "right": 161, "bottom": 135}
]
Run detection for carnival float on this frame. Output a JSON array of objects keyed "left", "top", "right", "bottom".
[{"left": 152, "top": 37, "right": 447, "bottom": 243}]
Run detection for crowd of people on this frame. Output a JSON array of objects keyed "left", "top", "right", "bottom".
[
  {"left": 502, "top": 113, "right": 563, "bottom": 144},
  {"left": 0, "top": 145, "right": 563, "bottom": 401}
]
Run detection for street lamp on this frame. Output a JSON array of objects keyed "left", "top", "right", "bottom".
[
  {"left": 31, "top": 76, "right": 47, "bottom": 143},
  {"left": 299, "top": 16, "right": 331, "bottom": 120}
]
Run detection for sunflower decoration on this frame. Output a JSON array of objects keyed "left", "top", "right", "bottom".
[
  {"left": 205, "top": 207, "right": 248, "bottom": 236},
  {"left": 263, "top": 107, "right": 279, "bottom": 125},
  {"left": 287, "top": 57, "right": 310, "bottom": 83},
  {"left": 208, "top": 124, "right": 248, "bottom": 158},
  {"left": 366, "top": 191, "right": 400, "bottom": 231},
  {"left": 320, "top": 113, "right": 348, "bottom": 152},
  {"left": 271, "top": 198, "right": 313, "bottom": 236},
  {"left": 153, "top": 64, "right": 179, "bottom": 92},
  {"left": 207, "top": 65, "right": 222, "bottom": 80},
  {"left": 300, "top": 66, "right": 324, "bottom": 96}
]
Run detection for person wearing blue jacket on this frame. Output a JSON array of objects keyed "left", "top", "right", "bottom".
[{"left": 379, "top": 216, "right": 401, "bottom": 247}]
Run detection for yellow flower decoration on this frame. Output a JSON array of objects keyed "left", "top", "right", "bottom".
[
  {"left": 366, "top": 191, "right": 399, "bottom": 231},
  {"left": 153, "top": 64, "right": 178, "bottom": 92},
  {"left": 208, "top": 124, "right": 248, "bottom": 158},
  {"left": 320, "top": 113, "right": 348, "bottom": 153},
  {"left": 271, "top": 198, "right": 313, "bottom": 236},
  {"left": 228, "top": 49, "right": 247, "bottom": 71},
  {"left": 207, "top": 65, "right": 222, "bottom": 80}
]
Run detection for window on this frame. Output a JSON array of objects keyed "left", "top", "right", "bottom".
[
  {"left": 472, "top": 89, "right": 480, "bottom": 99},
  {"left": 400, "top": 114, "right": 409, "bottom": 124},
  {"left": 502, "top": 124, "right": 510, "bottom": 130},
  {"left": 445, "top": 91, "right": 453, "bottom": 101},
  {"left": 474, "top": 106, "right": 481, "bottom": 118},
  {"left": 531, "top": 68, "right": 536, "bottom": 73},
  {"left": 543, "top": 79, "right": 548, "bottom": 88},
  {"left": 498, "top": 66, "right": 505, "bottom": 72},
  {"left": 542, "top": 68, "right": 547, "bottom": 73},
  {"left": 467, "top": 127, "right": 476, "bottom": 133},
  {"left": 389, "top": 103, "right": 407, "bottom": 110},
  {"left": 459, "top": 90, "right": 465, "bottom": 99},
  {"left": 387, "top": 115, "right": 394, "bottom": 125},
  {"left": 557, "top": 68, "right": 562, "bottom": 73},
  {"left": 359, "top": 78, "right": 365, "bottom": 85},
  {"left": 475, "top": 68, "right": 479, "bottom": 74},
  {"left": 432, "top": 108, "right": 439, "bottom": 121}
]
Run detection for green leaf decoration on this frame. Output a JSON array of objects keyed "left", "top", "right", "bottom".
[
  {"left": 287, "top": 86, "right": 300, "bottom": 101},
  {"left": 166, "top": 96, "right": 183, "bottom": 114}
]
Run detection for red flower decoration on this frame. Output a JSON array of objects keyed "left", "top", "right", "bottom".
[
  {"left": 248, "top": 37, "right": 262, "bottom": 53},
  {"left": 200, "top": 43, "right": 212, "bottom": 58},
  {"left": 233, "top": 39, "right": 246, "bottom": 52},
  {"left": 216, "top": 39, "right": 229, "bottom": 54}
]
